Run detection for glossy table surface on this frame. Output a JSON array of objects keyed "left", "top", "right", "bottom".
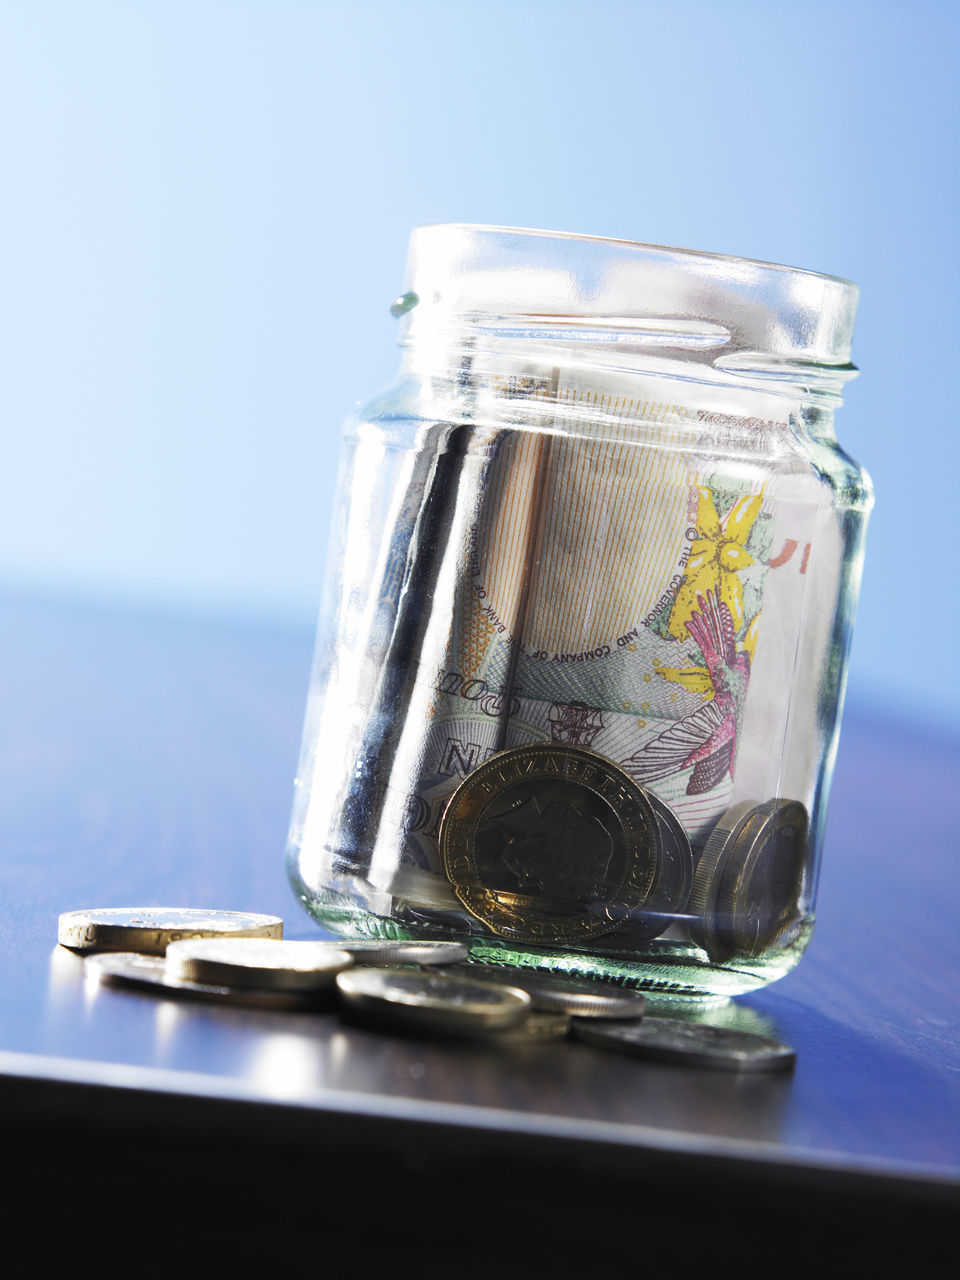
[{"left": 3, "top": 590, "right": 958, "bottom": 1257}]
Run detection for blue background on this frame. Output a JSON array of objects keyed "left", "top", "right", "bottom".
[{"left": 1, "top": 1, "right": 957, "bottom": 728}]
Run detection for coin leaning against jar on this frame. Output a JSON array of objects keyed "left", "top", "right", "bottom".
[
  {"left": 439, "top": 744, "right": 663, "bottom": 945},
  {"left": 689, "top": 799, "right": 809, "bottom": 962}
]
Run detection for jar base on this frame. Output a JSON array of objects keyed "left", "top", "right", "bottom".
[{"left": 293, "top": 883, "right": 812, "bottom": 1000}]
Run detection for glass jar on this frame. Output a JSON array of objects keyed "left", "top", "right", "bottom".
[{"left": 287, "top": 225, "right": 872, "bottom": 999}]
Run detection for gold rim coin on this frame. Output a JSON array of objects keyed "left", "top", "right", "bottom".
[
  {"left": 439, "top": 744, "right": 661, "bottom": 944},
  {"left": 164, "top": 938, "right": 353, "bottom": 992},
  {"left": 58, "top": 907, "right": 283, "bottom": 954},
  {"left": 84, "top": 952, "right": 324, "bottom": 1011},
  {"left": 335, "top": 966, "right": 531, "bottom": 1035}
]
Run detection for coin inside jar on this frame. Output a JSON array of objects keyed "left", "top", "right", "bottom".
[
  {"left": 715, "top": 799, "right": 809, "bottom": 958},
  {"left": 439, "top": 744, "right": 662, "bottom": 945},
  {"left": 687, "top": 801, "right": 761, "bottom": 961},
  {"left": 615, "top": 791, "right": 694, "bottom": 941},
  {"left": 690, "top": 799, "right": 809, "bottom": 962}
]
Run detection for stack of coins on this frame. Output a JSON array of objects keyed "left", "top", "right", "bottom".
[
  {"left": 435, "top": 742, "right": 809, "bottom": 962},
  {"left": 62, "top": 906, "right": 795, "bottom": 1071}
]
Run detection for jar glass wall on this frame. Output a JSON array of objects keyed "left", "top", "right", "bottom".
[{"left": 287, "top": 226, "right": 872, "bottom": 999}]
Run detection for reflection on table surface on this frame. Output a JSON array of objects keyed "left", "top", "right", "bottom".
[{"left": 0, "top": 591, "right": 957, "bottom": 1193}]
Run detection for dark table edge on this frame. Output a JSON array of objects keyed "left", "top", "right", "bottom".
[{"left": 4, "top": 1049, "right": 958, "bottom": 1209}]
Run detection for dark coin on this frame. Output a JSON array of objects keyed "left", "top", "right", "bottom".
[
  {"left": 617, "top": 791, "right": 695, "bottom": 941},
  {"left": 687, "top": 801, "right": 761, "bottom": 961},
  {"left": 335, "top": 966, "right": 531, "bottom": 1035},
  {"left": 714, "top": 799, "right": 809, "bottom": 959},
  {"left": 439, "top": 744, "right": 661, "bottom": 944},
  {"left": 84, "top": 952, "right": 324, "bottom": 1011},
  {"left": 437, "top": 963, "right": 646, "bottom": 1019},
  {"left": 572, "top": 1015, "right": 796, "bottom": 1072}
]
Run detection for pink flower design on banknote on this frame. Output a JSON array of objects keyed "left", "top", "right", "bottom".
[{"left": 621, "top": 591, "right": 755, "bottom": 795}]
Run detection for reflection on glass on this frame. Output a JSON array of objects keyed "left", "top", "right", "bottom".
[{"left": 645, "top": 993, "right": 781, "bottom": 1040}]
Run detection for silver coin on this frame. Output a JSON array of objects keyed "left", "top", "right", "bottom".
[
  {"left": 572, "top": 1015, "right": 796, "bottom": 1072},
  {"left": 437, "top": 964, "right": 646, "bottom": 1019},
  {"left": 58, "top": 907, "right": 283, "bottom": 954},
  {"left": 326, "top": 939, "right": 470, "bottom": 966},
  {"left": 335, "top": 967, "right": 531, "bottom": 1034},
  {"left": 84, "top": 952, "right": 324, "bottom": 1011},
  {"left": 165, "top": 938, "right": 352, "bottom": 991}
]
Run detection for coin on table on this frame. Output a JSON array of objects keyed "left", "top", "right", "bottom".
[
  {"left": 325, "top": 939, "right": 469, "bottom": 966},
  {"left": 58, "top": 907, "right": 284, "bottom": 954},
  {"left": 439, "top": 744, "right": 662, "bottom": 945},
  {"left": 437, "top": 964, "right": 646, "bottom": 1019},
  {"left": 165, "top": 938, "right": 352, "bottom": 992},
  {"left": 335, "top": 967, "right": 531, "bottom": 1035},
  {"left": 572, "top": 1016, "right": 796, "bottom": 1072},
  {"left": 84, "top": 952, "right": 324, "bottom": 1011}
]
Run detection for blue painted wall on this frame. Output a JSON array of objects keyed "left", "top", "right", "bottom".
[{"left": 1, "top": 1, "right": 957, "bottom": 728}]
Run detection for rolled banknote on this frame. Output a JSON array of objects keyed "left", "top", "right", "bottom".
[{"left": 299, "top": 366, "right": 812, "bottom": 915}]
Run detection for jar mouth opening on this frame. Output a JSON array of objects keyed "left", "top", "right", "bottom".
[
  {"left": 399, "top": 224, "right": 860, "bottom": 401},
  {"left": 419, "top": 223, "right": 857, "bottom": 292}
]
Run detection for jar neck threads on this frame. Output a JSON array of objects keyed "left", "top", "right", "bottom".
[{"left": 396, "top": 225, "right": 858, "bottom": 408}]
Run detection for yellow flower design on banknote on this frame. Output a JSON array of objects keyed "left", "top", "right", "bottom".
[
  {"left": 621, "top": 484, "right": 765, "bottom": 796},
  {"left": 668, "top": 487, "right": 763, "bottom": 640},
  {"left": 656, "top": 614, "right": 760, "bottom": 698}
]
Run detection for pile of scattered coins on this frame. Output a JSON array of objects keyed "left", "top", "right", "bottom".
[{"left": 58, "top": 907, "right": 796, "bottom": 1072}]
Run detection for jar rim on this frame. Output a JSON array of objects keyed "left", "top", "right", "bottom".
[
  {"left": 416, "top": 222, "right": 857, "bottom": 291},
  {"left": 400, "top": 224, "right": 859, "bottom": 399}
]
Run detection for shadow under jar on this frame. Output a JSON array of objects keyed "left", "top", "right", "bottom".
[{"left": 287, "top": 225, "right": 872, "bottom": 999}]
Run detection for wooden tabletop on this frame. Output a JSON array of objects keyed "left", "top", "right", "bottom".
[{"left": 3, "top": 590, "right": 958, "bottom": 1262}]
